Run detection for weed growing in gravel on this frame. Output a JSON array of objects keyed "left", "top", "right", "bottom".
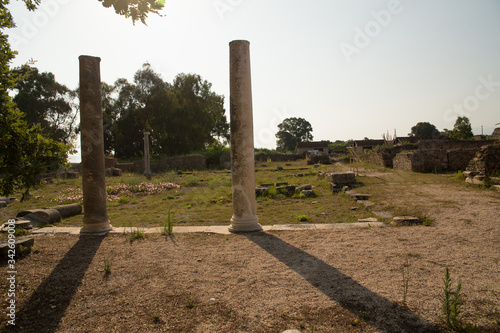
[
  {"left": 103, "top": 257, "right": 112, "bottom": 275},
  {"left": 441, "top": 267, "right": 462, "bottom": 330},
  {"left": 402, "top": 255, "right": 411, "bottom": 307},
  {"left": 129, "top": 228, "right": 145, "bottom": 242},
  {"left": 162, "top": 208, "right": 174, "bottom": 235}
]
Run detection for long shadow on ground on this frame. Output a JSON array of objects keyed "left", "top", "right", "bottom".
[
  {"left": 3, "top": 235, "right": 105, "bottom": 333},
  {"left": 245, "top": 232, "right": 442, "bottom": 333}
]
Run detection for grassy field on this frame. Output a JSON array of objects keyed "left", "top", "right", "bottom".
[{"left": 0, "top": 159, "right": 472, "bottom": 229}]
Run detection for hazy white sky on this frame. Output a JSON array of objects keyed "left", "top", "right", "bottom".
[{"left": 7, "top": 0, "right": 500, "bottom": 152}]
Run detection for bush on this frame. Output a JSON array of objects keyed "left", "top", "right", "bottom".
[{"left": 297, "top": 214, "right": 309, "bottom": 222}]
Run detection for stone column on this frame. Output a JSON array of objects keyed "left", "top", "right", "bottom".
[
  {"left": 228, "top": 40, "right": 262, "bottom": 232},
  {"left": 143, "top": 131, "right": 152, "bottom": 180},
  {"left": 79, "top": 55, "right": 112, "bottom": 235}
]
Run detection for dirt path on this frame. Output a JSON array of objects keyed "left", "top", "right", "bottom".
[{"left": 1, "top": 172, "right": 499, "bottom": 332}]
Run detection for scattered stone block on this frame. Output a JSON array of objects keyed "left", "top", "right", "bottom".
[
  {"left": 0, "top": 237, "right": 34, "bottom": 261},
  {"left": 345, "top": 191, "right": 371, "bottom": 200},
  {"left": 330, "top": 182, "right": 342, "bottom": 193},
  {"left": 0, "top": 201, "right": 7, "bottom": 208},
  {"left": 105, "top": 167, "right": 123, "bottom": 177},
  {"left": 17, "top": 209, "right": 62, "bottom": 227},
  {"left": 259, "top": 183, "right": 274, "bottom": 187},
  {"left": 0, "top": 219, "right": 32, "bottom": 232},
  {"left": 255, "top": 186, "right": 269, "bottom": 197},
  {"left": 296, "top": 184, "right": 312, "bottom": 191},
  {"left": 51, "top": 203, "right": 82, "bottom": 218},
  {"left": 462, "top": 171, "right": 479, "bottom": 178},
  {"left": 392, "top": 216, "right": 421, "bottom": 226},
  {"left": 276, "top": 166, "right": 283, "bottom": 171},
  {"left": 358, "top": 217, "right": 378, "bottom": 222},
  {"left": 300, "top": 190, "right": 315, "bottom": 197},
  {"left": 326, "top": 172, "right": 355, "bottom": 186},
  {"left": 285, "top": 163, "right": 292, "bottom": 166},
  {"left": 276, "top": 182, "right": 288, "bottom": 187},
  {"left": 466, "top": 175, "right": 486, "bottom": 185},
  {"left": 64, "top": 172, "right": 80, "bottom": 179},
  {"left": 313, "top": 164, "right": 320, "bottom": 168}
]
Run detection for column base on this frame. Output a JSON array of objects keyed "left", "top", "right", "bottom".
[
  {"left": 80, "top": 220, "right": 112, "bottom": 235},
  {"left": 229, "top": 215, "right": 263, "bottom": 233}
]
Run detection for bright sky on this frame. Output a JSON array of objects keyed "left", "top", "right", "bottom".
[{"left": 7, "top": 0, "right": 500, "bottom": 155}]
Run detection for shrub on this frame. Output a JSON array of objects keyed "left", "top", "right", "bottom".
[{"left": 297, "top": 214, "right": 309, "bottom": 222}]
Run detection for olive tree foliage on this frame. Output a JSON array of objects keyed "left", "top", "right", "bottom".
[
  {"left": 409, "top": 122, "right": 440, "bottom": 138},
  {"left": 0, "top": 0, "right": 163, "bottom": 198},
  {"left": 102, "top": 64, "right": 229, "bottom": 159},
  {"left": 275, "top": 117, "right": 313, "bottom": 152}
]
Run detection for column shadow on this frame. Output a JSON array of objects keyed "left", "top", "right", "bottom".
[
  {"left": 4, "top": 235, "right": 105, "bottom": 333},
  {"left": 244, "top": 232, "right": 442, "bottom": 333}
]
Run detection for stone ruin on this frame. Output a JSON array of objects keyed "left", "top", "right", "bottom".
[
  {"left": 464, "top": 143, "right": 500, "bottom": 187},
  {"left": 366, "top": 139, "right": 493, "bottom": 173}
]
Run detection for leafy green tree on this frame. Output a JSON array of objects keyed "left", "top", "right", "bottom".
[
  {"left": 12, "top": 65, "right": 78, "bottom": 145},
  {"left": 410, "top": 122, "right": 440, "bottom": 138},
  {"left": 275, "top": 117, "right": 313, "bottom": 152},
  {"left": 0, "top": 108, "right": 69, "bottom": 200},
  {"left": 104, "top": 65, "right": 229, "bottom": 159},
  {"left": 448, "top": 116, "right": 473, "bottom": 140},
  {"left": 99, "top": 0, "right": 165, "bottom": 24},
  {"left": 0, "top": 0, "right": 163, "bottom": 197}
]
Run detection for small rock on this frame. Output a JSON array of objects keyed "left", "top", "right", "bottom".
[
  {"left": 358, "top": 217, "right": 378, "bottom": 222},
  {"left": 392, "top": 216, "right": 421, "bottom": 226},
  {"left": 276, "top": 166, "right": 283, "bottom": 171},
  {"left": 276, "top": 182, "right": 288, "bottom": 187}
]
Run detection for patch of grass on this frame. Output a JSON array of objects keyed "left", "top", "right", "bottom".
[
  {"left": 14, "top": 228, "right": 29, "bottom": 237},
  {"left": 117, "top": 197, "right": 131, "bottom": 205},
  {"left": 103, "top": 257, "right": 112, "bottom": 276},
  {"left": 128, "top": 228, "right": 145, "bottom": 242},
  {"left": 422, "top": 218, "right": 432, "bottom": 226},
  {"left": 454, "top": 170, "right": 466, "bottom": 181},
  {"left": 297, "top": 214, "right": 310, "bottom": 222}
]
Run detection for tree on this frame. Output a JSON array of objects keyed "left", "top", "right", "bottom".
[
  {"left": 12, "top": 65, "right": 78, "bottom": 145},
  {"left": 410, "top": 122, "right": 440, "bottom": 138},
  {"left": 0, "top": 108, "right": 69, "bottom": 200},
  {"left": 276, "top": 117, "right": 313, "bottom": 152},
  {"left": 448, "top": 116, "right": 473, "bottom": 140},
  {"left": 99, "top": 0, "right": 165, "bottom": 24},
  {"left": 103, "top": 65, "right": 229, "bottom": 159},
  {"left": 0, "top": 0, "right": 163, "bottom": 197}
]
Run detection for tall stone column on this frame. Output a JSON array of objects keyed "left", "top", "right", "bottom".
[
  {"left": 79, "top": 55, "right": 112, "bottom": 235},
  {"left": 228, "top": 40, "right": 262, "bottom": 232},
  {"left": 143, "top": 131, "right": 152, "bottom": 180}
]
